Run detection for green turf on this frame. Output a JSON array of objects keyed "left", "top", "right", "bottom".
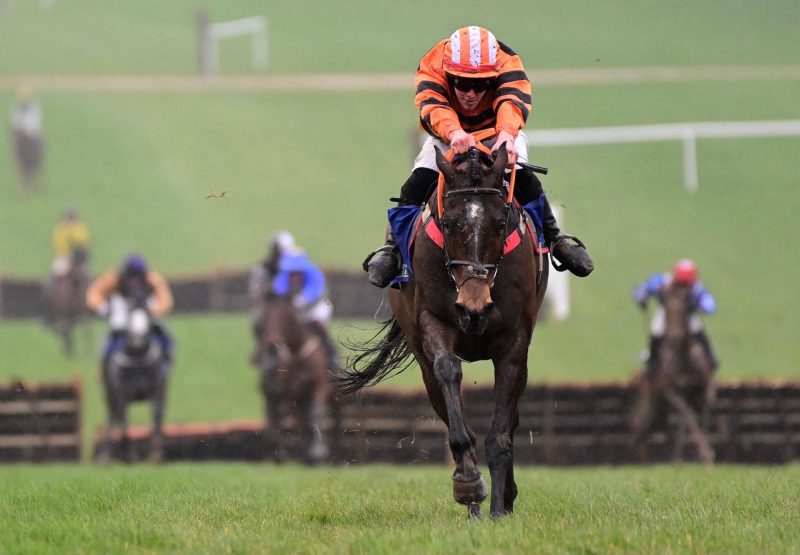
[
  {"left": 1, "top": 0, "right": 799, "bottom": 74},
  {"left": 0, "top": 463, "right": 798, "bottom": 554}
]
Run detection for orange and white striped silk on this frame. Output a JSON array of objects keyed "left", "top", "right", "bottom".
[{"left": 415, "top": 28, "right": 532, "bottom": 143}]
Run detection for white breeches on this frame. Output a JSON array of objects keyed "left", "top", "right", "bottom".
[{"left": 413, "top": 131, "right": 530, "bottom": 171}]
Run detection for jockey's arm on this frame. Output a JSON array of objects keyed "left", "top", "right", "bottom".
[
  {"left": 146, "top": 270, "right": 174, "bottom": 316},
  {"left": 296, "top": 264, "right": 326, "bottom": 307},
  {"left": 415, "top": 46, "right": 461, "bottom": 142},
  {"left": 632, "top": 273, "right": 667, "bottom": 307},
  {"left": 85, "top": 270, "right": 119, "bottom": 313},
  {"left": 694, "top": 284, "right": 717, "bottom": 314}
]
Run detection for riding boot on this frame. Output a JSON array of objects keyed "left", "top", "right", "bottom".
[
  {"left": 363, "top": 232, "right": 399, "bottom": 288},
  {"left": 645, "top": 336, "right": 662, "bottom": 377},
  {"left": 693, "top": 330, "right": 719, "bottom": 371},
  {"left": 363, "top": 168, "right": 438, "bottom": 289},
  {"left": 541, "top": 196, "right": 595, "bottom": 277}
]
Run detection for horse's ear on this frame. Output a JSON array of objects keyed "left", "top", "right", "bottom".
[
  {"left": 435, "top": 146, "right": 456, "bottom": 184},
  {"left": 491, "top": 142, "right": 508, "bottom": 182}
]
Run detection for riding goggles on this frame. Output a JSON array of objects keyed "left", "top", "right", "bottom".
[{"left": 450, "top": 77, "right": 493, "bottom": 93}]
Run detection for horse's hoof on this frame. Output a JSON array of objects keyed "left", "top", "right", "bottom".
[
  {"left": 453, "top": 475, "right": 488, "bottom": 506},
  {"left": 95, "top": 449, "right": 112, "bottom": 465},
  {"left": 467, "top": 503, "right": 483, "bottom": 520}
]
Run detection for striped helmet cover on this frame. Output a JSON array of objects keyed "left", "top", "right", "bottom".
[{"left": 442, "top": 26, "right": 499, "bottom": 77}]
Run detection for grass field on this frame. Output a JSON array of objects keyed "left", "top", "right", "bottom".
[
  {"left": 0, "top": 2, "right": 798, "bottom": 554},
  {"left": 2, "top": 1, "right": 799, "bottom": 75},
  {"left": 1, "top": 463, "right": 798, "bottom": 554}
]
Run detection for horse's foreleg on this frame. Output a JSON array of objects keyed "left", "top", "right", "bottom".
[
  {"left": 420, "top": 311, "right": 485, "bottom": 508},
  {"left": 148, "top": 371, "right": 168, "bottom": 464},
  {"left": 664, "top": 389, "right": 714, "bottom": 465},
  {"left": 702, "top": 381, "right": 717, "bottom": 435},
  {"left": 434, "top": 353, "right": 485, "bottom": 502},
  {"left": 486, "top": 344, "right": 528, "bottom": 518},
  {"left": 628, "top": 378, "right": 657, "bottom": 462}
]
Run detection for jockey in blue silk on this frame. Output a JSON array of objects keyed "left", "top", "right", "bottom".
[
  {"left": 633, "top": 259, "right": 718, "bottom": 375},
  {"left": 272, "top": 251, "right": 327, "bottom": 310},
  {"left": 269, "top": 238, "right": 338, "bottom": 368}
]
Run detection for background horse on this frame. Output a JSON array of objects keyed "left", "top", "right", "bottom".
[
  {"left": 251, "top": 294, "right": 335, "bottom": 464},
  {"left": 96, "top": 288, "right": 170, "bottom": 464},
  {"left": 337, "top": 145, "right": 547, "bottom": 518},
  {"left": 43, "top": 247, "right": 90, "bottom": 357},
  {"left": 629, "top": 281, "right": 716, "bottom": 464}
]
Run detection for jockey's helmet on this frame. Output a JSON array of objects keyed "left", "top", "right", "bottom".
[
  {"left": 442, "top": 26, "right": 500, "bottom": 79},
  {"left": 15, "top": 84, "right": 34, "bottom": 102},
  {"left": 121, "top": 253, "right": 148, "bottom": 277},
  {"left": 62, "top": 204, "right": 78, "bottom": 220},
  {"left": 673, "top": 259, "right": 697, "bottom": 285},
  {"left": 270, "top": 231, "right": 297, "bottom": 254}
]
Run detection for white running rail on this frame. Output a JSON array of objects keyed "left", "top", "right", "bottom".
[{"left": 526, "top": 120, "right": 800, "bottom": 193}]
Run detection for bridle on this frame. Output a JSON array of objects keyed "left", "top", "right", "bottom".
[{"left": 439, "top": 148, "right": 513, "bottom": 292}]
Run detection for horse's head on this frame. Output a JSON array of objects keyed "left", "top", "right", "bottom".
[
  {"left": 661, "top": 282, "right": 694, "bottom": 342},
  {"left": 123, "top": 284, "right": 153, "bottom": 352},
  {"left": 435, "top": 144, "right": 509, "bottom": 334},
  {"left": 259, "top": 294, "right": 303, "bottom": 363},
  {"left": 125, "top": 306, "right": 153, "bottom": 351}
]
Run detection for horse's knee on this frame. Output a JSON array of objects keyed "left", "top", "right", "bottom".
[
  {"left": 485, "top": 433, "right": 512, "bottom": 468},
  {"left": 433, "top": 354, "right": 462, "bottom": 386}
]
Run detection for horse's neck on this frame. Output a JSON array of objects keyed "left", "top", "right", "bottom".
[{"left": 662, "top": 286, "right": 692, "bottom": 340}]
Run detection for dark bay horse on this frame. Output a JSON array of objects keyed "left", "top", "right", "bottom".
[
  {"left": 43, "top": 247, "right": 90, "bottom": 357},
  {"left": 337, "top": 144, "right": 547, "bottom": 518},
  {"left": 96, "top": 289, "right": 170, "bottom": 464},
  {"left": 629, "top": 281, "right": 716, "bottom": 464},
  {"left": 251, "top": 294, "right": 335, "bottom": 464}
]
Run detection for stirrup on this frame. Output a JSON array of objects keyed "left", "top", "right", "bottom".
[
  {"left": 550, "top": 234, "right": 588, "bottom": 273},
  {"left": 362, "top": 245, "right": 396, "bottom": 272}
]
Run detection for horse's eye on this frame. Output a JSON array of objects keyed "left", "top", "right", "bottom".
[
  {"left": 442, "top": 218, "right": 452, "bottom": 233},
  {"left": 497, "top": 219, "right": 507, "bottom": 231}
]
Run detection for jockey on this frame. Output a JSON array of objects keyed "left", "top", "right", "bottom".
[
  {"left": 248, "top": 231, "right": 298, "bottom": 302},
  {"left": 86, "top": 253, "right": 175, "bottom": 366},
  {"left": 51, "top": 205, "right": 90, "bottom": 277},
  {"left": 9, "top": 84, "right": 45, "bottom": 186},
  {"left": 364, "top": 26, "right": 594, "bottom": 288},
  {"left": 633, "top": 259, "right": 718, "bottom": 375},
  {"left": 271, "top": 247, "right": 337, "bottom": 367},
  {"left": 10, "top": 84, "right": 42, "bottom": 137}
]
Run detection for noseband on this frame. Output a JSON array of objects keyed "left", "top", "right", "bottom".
[{"left": 441, "top": 186, "right": 511, "bottom": 292}]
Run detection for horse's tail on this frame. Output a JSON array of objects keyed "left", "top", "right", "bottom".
[{"left": 333, "top": 318, "right": 414, "bottom": 396}]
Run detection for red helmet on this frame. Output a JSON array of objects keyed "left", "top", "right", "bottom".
[
  {"left": 673, "top": 259, "right": 697, "bottom": 284},
  {"left": 442, "top": 26, "right": 500, "bottom": 78}
]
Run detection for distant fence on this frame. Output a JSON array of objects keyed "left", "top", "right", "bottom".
[
  {"left": 0, "top": 268, "right": 383, "bottom": 320},
  {"left": 94, "top": 381, "right": 800, "bottom": 465},
  {"left": 0, "top": 268, "right": 566, "bottom": 322},
  {"left": 0, "top": 379, "right": 81, "bottom": 463}
]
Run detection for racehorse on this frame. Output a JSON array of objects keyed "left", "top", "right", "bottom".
[
  {"left": 96, "top": 287, "right": 170, "bottom": 464},
  {"left": 336, "top": 144, "right": 548, "bottom": 518},
  {"left": 629, "top": 280, "right": 716, "bottom": 464},
  {"left": 251, "top": 294, "right": 335, "bottom": 464},
  {"left": 43, "top": 247, "right": 90, "bottom": 357}
]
